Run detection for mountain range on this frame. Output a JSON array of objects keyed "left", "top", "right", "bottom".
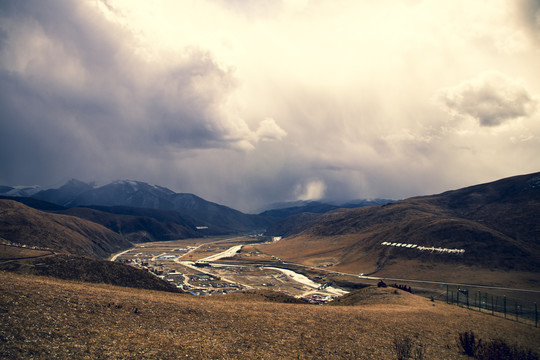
[
  {"left": 0, "top": 179, "right": 390, "bottom": 243},
  {"left": 1, "top": 172, "right": 539, "bottom": 288},
  {"left": 1, "top": 179, "right": 274, "bottom": 239}
]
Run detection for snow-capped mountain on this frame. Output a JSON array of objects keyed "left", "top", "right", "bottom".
[
  {"left": 64, "top": 180, "right": 177, "bottom": 210},
  {"left": 0, "top": 185, "right": 42, "bottom": 197}
]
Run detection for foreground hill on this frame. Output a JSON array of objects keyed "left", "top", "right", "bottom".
[
  {"left": 0, "top": 199, "right": 131, "bottom": 258},
  {"left": 1, "top": 272, "right": 537, "bottom": 359},
  {"left": 261, "top": 172, "right": 540, "bottom": 286},
  {"left": 0, "top": 249, "right": 179, "bottom": 293}
]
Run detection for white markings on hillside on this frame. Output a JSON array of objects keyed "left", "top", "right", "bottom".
[{"left": 381, "top": 242, "right": 465, "bottom": 255}]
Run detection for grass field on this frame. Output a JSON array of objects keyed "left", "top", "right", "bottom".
[{"left": 1, "top": 272, "right": 538, "bottom": 359}]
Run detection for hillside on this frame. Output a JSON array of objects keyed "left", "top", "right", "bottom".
[
  {"left": 0, "top": 195, "right": 67, "bottom": 211},
  {"left": 1, "top": 272, "right": 538, "bottom": 359},
  {"left": 0, "top": 199, "right": 132, "bottom": 258},
  {"left": 264, "top": 212, "right": 321, "bottom": 237},
  {"left": 259, "top": 199, "right": 393, "bottom": 218},
  {"left": 1, "top": 196, "right": 215, "bottom": 242},
  {"left": 0, "top": 252, "right": 179, "bottom": 292},
  {"left": 328, "top": 286, "right": 431, "bottom": 307},
  {"left": 57, "top": 206, "right": 201, "bottom": 242},
  {"left": 260, "top": 172, "right": 540, "bottom": 285}
]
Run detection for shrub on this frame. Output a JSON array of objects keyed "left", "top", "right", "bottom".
[
  {"left": 413, "top": 345, "right": 424, "bottom": 360},
  {"left": 476, "top": 338, "right": 539, "bottom": 360},
  {"left": 393, "top": 336, "right": 424, "bottom": 360},
  {"left": 393, "top": 336, "right": 414, "bottom": 360},
  {"left": 457, "top": 331, "right": 539, "bottom": 360},
  {"left": 458, "top": 331, "right": 482, "bottom": 357}
]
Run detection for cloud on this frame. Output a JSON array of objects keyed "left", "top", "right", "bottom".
[
  {"left": 0, "top": 0, "right": 285, "bottom": 156},
  {"left": 295, "top": 180, "right": 326, "bottom": 201},
  {"left": 255, "top": 118, "right": 288, "bottom": 142},
  {"left": 0, "top": 0, "right": 539, "bottom": 212},
  {"left": 439, "top": 71, "right": 538, "bottom": 127},
  {"left": 514, "top": 0, "right": 540, "bottom": 44}
]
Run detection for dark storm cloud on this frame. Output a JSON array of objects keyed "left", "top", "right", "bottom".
[
  {"left": 0, "top": 0, "right": 284, "bottom": 186},
  {"left": 515, "top": 0, "right": 540, "bottom": 43}
]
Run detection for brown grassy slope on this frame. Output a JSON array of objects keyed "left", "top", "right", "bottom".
[
  {"left": 0, "top": 253, "right": 180, "bottom": 293},
  {"left": 1, "top": 272, "right": 538, "bottom": 360},
  {"left": 0, "top": 200, "right": 132, "bottom": 258},
  {"left": 329, "top": 286, "right": 437, "bottom": 307},
  {"left": 218, "top": 289, "right": 308, "bottom": 304},
  {"left": 0, "top": 245, "right": 53, "bottom": 260}
]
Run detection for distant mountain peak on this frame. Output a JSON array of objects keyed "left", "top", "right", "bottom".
[
  {"left": 60, "top": 178, "right": 94, "bottom": 190},
  {"left": 64, "top": 178, "right": 92, "bottom": 186},
  {"left": 109, "top": 180, "right": 175, "bottom": 194}
]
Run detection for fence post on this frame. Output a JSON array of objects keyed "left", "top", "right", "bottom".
[
  {"left": 504, "top": 296, "right": 507, "bottom": 319},
  {"left": 535, "top": 303, "right": 538, "bottom": 328},
  {"left": 467, "top": 290, "right": 469, "bottom": 309},
  {"left": 478, "top": 291, "right": 482, "bottom": 312},
  {"left": 491, "top": 295, "right": 494, "bottom": 316},
  {"left": 515, "top": 303, "right": 519, "bottom": 322},
  {"left": 446, "top": 285, "right": 448, "bottom": 304},
  {"left": 457, "top": 288, "right": 460, "bottom": 306}
]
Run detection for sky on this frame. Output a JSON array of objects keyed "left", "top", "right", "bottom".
[{"left": 1, "top": 0, "right": 539, "bottom": 212}]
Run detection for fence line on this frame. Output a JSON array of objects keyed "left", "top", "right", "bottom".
[{"left": 445, "top": 285, "right": 538, "bottom": 327}]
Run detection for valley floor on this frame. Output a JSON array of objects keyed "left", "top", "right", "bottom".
[{"left": 1, "top": 272, "right": 538, "bottom": 359}]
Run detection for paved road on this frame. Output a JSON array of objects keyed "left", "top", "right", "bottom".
[
  {"left": 356, "top": 275, "right": 540, "bottom": 294},
  {"left": 109, "top": 249, "right": 132, "bottom": 262}
]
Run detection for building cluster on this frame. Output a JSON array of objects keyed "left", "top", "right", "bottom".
[
  {"left": 115, "top": 257, "right": 172, "bottom": 277},
  {"left": 115, "top": 254, "right": 246, "bottom": 295}
]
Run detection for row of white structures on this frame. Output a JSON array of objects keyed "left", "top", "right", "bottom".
[{"left": 381, "top": 242, "right": 465, "bottom": 255}]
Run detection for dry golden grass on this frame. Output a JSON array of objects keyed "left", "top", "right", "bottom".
[
  {"left": 0, "top": 200, "right": 131, "bottom": 258},
  {"left": 1, "top": 272, "right": 538, "bottom": 359}
]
